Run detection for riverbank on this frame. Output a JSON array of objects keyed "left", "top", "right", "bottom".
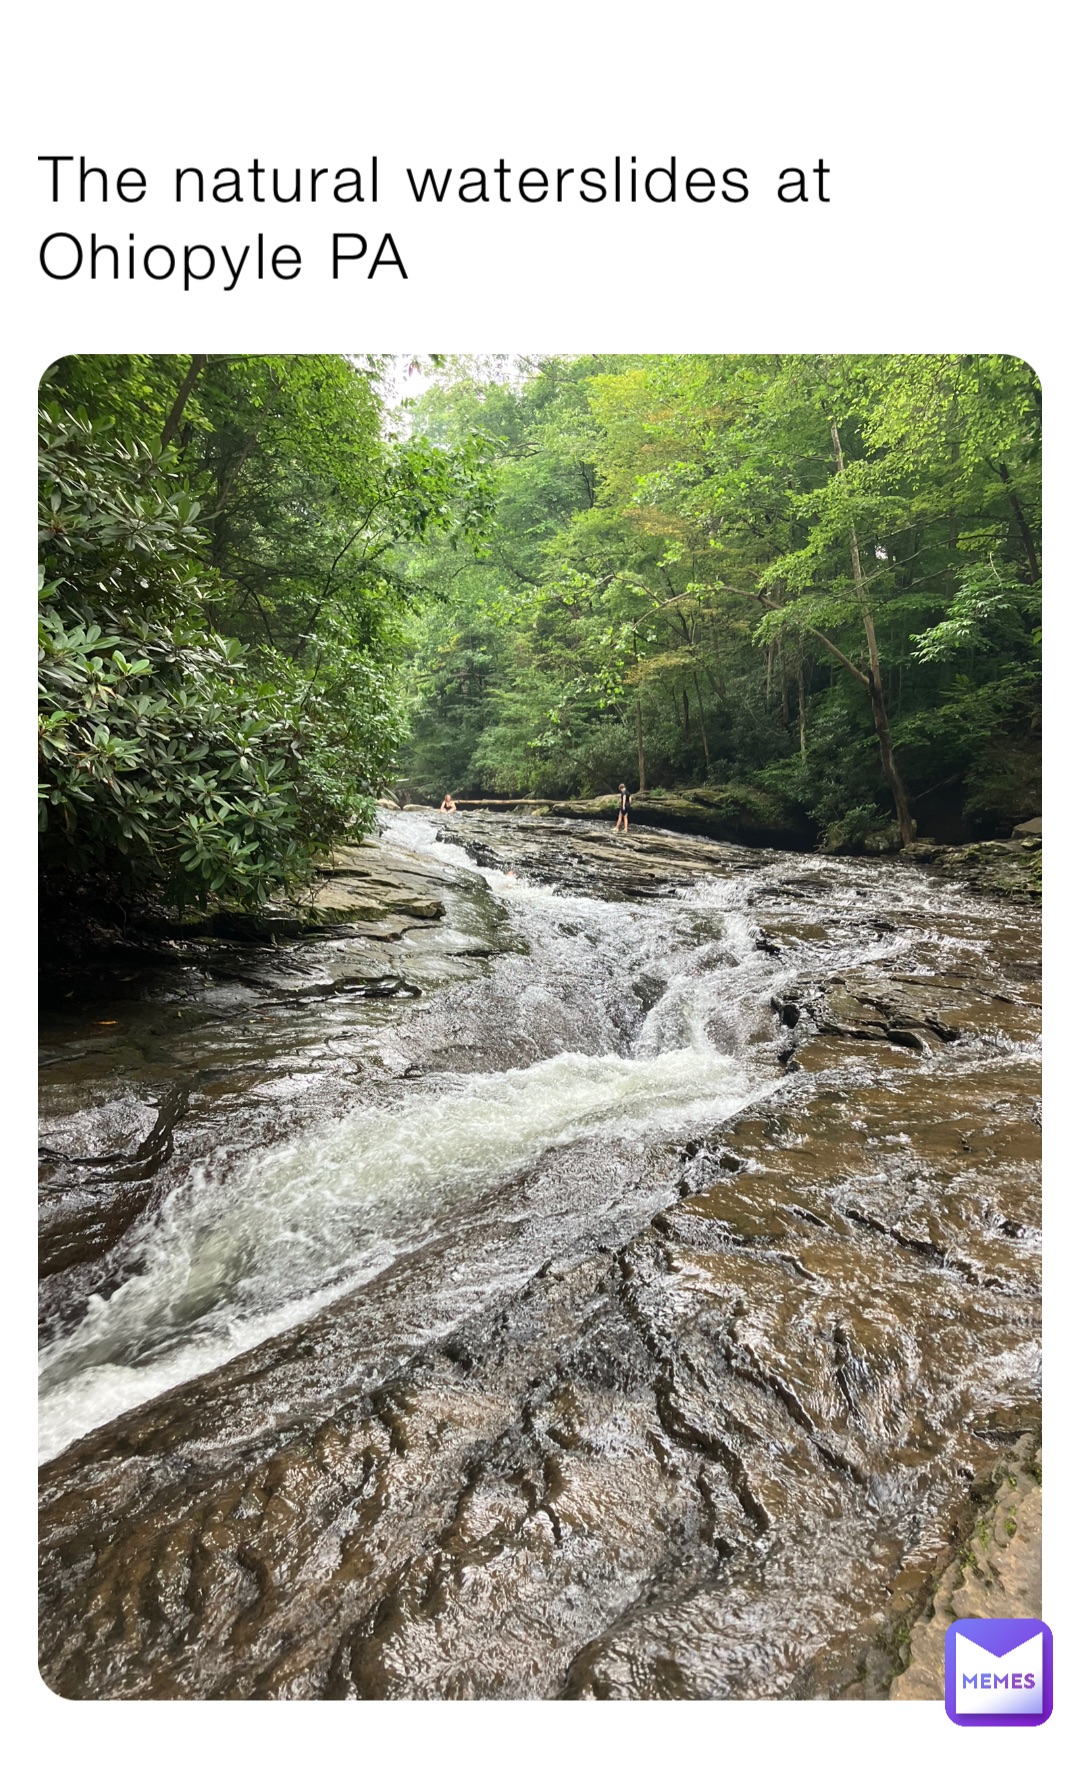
[
  {"left": 398, "top": 795, "right": 1043, "bottom": 897},
  {"left": 39, "top": 813, "right": 1041, "bottom": 1699},
  {"left": 433, "top": 786, "right": 812, "bottom": 849}
]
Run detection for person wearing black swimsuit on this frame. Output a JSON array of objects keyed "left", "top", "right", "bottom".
[{"left": 615, "top": 782, "right": 631, "bottom": 833}]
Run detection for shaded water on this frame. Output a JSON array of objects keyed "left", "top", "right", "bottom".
[{"left": 38, "top": 814, "right": 1041, "bottom": 1700}]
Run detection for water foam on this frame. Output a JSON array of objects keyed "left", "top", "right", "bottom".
[
  {"left": 40, "top": 1039, "right": 764, "bottom": 1463},
  {"left": 41, "top": 811, "right": 792, "bottom": 1463}
]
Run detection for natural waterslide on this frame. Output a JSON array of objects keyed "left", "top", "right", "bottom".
[{"left": 38, "top": 813, "right": 1040, "bottom": 1699}]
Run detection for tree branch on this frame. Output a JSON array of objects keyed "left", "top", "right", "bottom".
[
  {"left": 712, "top": 582, "right": 870, "bottom": 686},
  {"left": 160, "top": 355, "right": 208, "bottom": 452}
]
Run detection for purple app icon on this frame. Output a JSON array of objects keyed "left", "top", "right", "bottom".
[{"left": 945, "top": 1618, "right": 1052, "bottom": 1726}]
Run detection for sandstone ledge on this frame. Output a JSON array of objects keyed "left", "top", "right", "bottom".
[
  {"left": 890, "top": 1438, "right": 1042, "bottom": 1701},
  {"left": 899, "top": 836, "right": 1042, "bottom": 899}
]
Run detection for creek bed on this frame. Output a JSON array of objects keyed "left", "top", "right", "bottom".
[{"left": 38, "top": 813, "right": 1041, "bottom": 1700}]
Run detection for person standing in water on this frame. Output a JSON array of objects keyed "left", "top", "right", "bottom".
[
  {"left": 440, "top": 792, "right": 458, "bottom": 812},
  {"left": 615, "top": 782, "right": 631, "bottom": 833}
]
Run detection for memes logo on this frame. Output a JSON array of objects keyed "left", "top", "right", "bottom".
[{"left": 944, "top": 1619, "right": 1052, "bottom": 1726}]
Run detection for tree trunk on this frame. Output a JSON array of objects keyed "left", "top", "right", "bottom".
[
  {"left": 830, "top": 418, "right": 915, "bottom": 845},
  {"left": 635, "top": 697, "right": 646, "bottom": 793},
  {"left": 797, "top": 659, "right": 807, "bottom": 756},
  {"left": 160, "top": 354, "right": 208, "bottom": 451},
  {"left": 866, "top": 674, "right": 914, "bottom": 843},
  {"left": 996, "top": 462, "right": 1041, "bottom": 585},
  {"left": 692, "top": 673, "right": 711, "bottom": 772}
]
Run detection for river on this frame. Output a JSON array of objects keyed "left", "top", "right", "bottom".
[{"left": 38, "top": 812, "right": 1041, "bottom": 1699}]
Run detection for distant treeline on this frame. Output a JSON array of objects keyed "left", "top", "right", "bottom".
[{"left": 397, "top": 354, "right": 1041, "bottom": 848}]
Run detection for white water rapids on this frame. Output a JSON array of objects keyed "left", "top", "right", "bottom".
[{"left": 39, "top": 816, "right": 786, "bottom": 1463}]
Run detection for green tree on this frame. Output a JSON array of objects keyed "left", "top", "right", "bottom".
[
  {"left": 39, "top": 355, "right": 491, "bottom": 911},
  {"left": 396, "top": 354, "right": 1040, "bottom": 843}
]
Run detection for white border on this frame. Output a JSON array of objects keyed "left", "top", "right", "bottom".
[{"left": 8, "top": 3, "right": 1072, "bottom": 1760}]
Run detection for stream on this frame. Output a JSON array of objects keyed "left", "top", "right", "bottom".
[{"left": 38, "top": 812, "right": 1041, "bottom": 1700}]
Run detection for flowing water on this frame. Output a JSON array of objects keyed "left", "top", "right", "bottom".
[
  {"left": 39, "top": 815, "right": 783, "bottom": 1461},
  {"left": 38, "top": 813, "right": 1041, "bottom": 1700}
]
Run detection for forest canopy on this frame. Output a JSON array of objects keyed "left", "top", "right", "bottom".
[
  {"left": 396, "top": 353, "right": 1040, "bottom": 850},
  {"left": 38, "top": 352, "right": 1040, "bottom": 926}
]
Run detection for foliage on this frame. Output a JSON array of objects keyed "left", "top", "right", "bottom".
[
  {"left": 39, "top": 358, "right": 485, "bottom": 910},
  {"left": 910, "top": 563, "right": 1036, "bottom": 663},
  {"left": 396, "top": 354, "right": 1040, "bottom": 840},
  {"left": 40, "top": 591, "right": 319, "bottom": 903},
  {"left": 39, "top": 350, "right": 1042, "bottom": 923}
]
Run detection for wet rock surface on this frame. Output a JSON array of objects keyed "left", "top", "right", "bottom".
[
  {"left": 435, "top": 788, "right": 808, "bottom": 846},
  {"left": 39, "top": 813, "right": 1040, "bottom": 1700},
  {"left": 38, "top": 834, "right": 490, "bottom": 1300},
  {"left": 890, "top": 1435, "right": 1041, "bottom": 1701},
  {"left": 899, "top": 834, "right": 1042, "bottom": 899},
  {"left": 547, "top": 787, "right": 809, "bottom": 848},
  {"left": 309, "top": 843, "right": 448, "bottom": 925}
]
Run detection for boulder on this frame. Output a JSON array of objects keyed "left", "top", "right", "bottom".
[{"left": 308, "top": 844, "right": 447, "bottom": 926}]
